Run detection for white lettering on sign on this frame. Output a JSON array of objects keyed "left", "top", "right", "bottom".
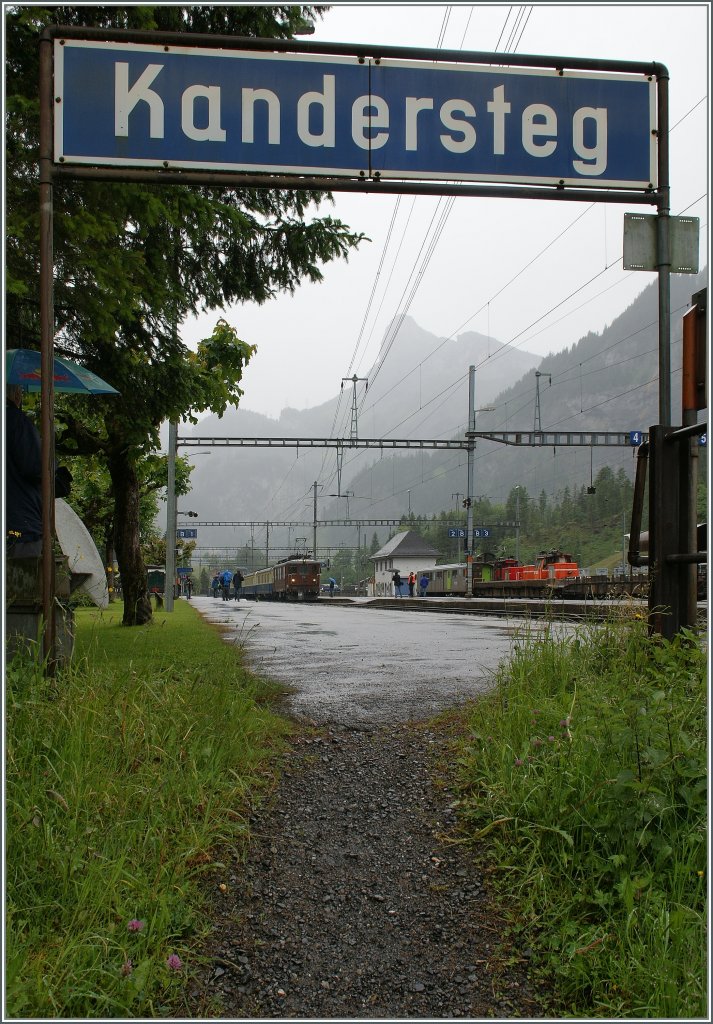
[
  {"left": 297, "top": 74, "right": 335, "bottom": 147},
  {"left": 241, "top": 88, "right": 280, "bottom": 144},
  {"left": 352, "top": 96, "right": 389, "bottom": 150},
  {"left": 181, "top": 84, "right": 226, "bottom": 142},
  {"left": 110, "top": 64, "right": 613, "bottom": 176},
  {"left": 572, "top": 107, "right": 607, "bottom": 174},
  {"left": 439, "top": 99, "right": 476, "bottom": 153},
  {"left": 522, "top": 103, "right": 558, "bottom": 157},
  {"left": 487, "top": 85, "right": 511, "bottom": 155},
  {"left": 405, "top": 96, "right": 434, "bottom": 151},
  {"left": 115, "top": 62, "right": 165, "bottom": 138}
]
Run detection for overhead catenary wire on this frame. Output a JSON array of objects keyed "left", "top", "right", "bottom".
[
  {"left": 267, "top": 41, "right": 706, "bottom": 529},
  {"left": 359, "top": 2, "right": 537, "bottom": 400},
  {"left": 318, "top": 2, "right": 538, "bottom": 505},
  {"left": 354, "top": 98, "right": 706, "bottom": 427}
]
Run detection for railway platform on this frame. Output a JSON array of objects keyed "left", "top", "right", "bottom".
[{"left": 320, "top": 594, "right": 650, "bottom": 621}]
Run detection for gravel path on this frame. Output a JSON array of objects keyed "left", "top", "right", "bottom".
[{"left": 187, "top": 718, "right": 550, "bottom": 1019}]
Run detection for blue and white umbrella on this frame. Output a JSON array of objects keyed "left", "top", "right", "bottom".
[{"left": 6, "top": 348, "right": 120, "bottom": 395}]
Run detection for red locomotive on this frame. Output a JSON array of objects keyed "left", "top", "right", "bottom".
[{"left": 494, "top": 550, "right": 579, "bottom": 581}]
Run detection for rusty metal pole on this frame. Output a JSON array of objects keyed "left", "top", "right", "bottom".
[
  {"left": 655, "top": 67, "right": 671, "bottom": 427},
  {"left": 165, "top": 420, "right": 177, "bottom": 612},
  {"left": 682, "top": 300, "right": 704, "bottom": 624},
  {"left": 648, "top": 66, "right": 672, "bottom": 636},
  {"left": 39, "top": 30, "right": 56, "bottom": 669}
]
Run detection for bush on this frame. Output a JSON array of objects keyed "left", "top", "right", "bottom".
[{"left": 455, "top": 618, "right": 707, "bottom": 1018}]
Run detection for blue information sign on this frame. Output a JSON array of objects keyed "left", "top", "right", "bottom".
[
  {"left": 629, "top": 430, "right": 644, "bottom": 446},
  {"left": 177, "top": 528, "right": 198, "bottom": 539},
  {"left": 448, "top": 528, "right": 466, "bottom": 538},
  {"left": 54, "top": 41, "right": 656, "bottom": 188},
  {"left": 473, "top": 528, "right": 491, "bottom": 539}
]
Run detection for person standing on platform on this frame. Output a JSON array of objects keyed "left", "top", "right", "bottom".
[{"left": 6, "top": 383, "right": 71, "bottom": 557}]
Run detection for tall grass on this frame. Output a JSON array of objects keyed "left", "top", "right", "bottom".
[
  {"left": 454, "top": 616, "right": 707, "bottom": 1018},
  {"left": 5, "top": 601, "right": 290, "bottom": 1018}
]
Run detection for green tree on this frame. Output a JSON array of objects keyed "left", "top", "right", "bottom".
[
  {"left": 331, "top": 546, "right": 355, "bottom": 585},
  {"left": 198, "top": 567, "right": 209, "bottom": 595},
  {"left": 62, "top": 435, "right": 193, "bottom": 566},
  {"left": 6, "top": 5, "right": 364, "bottom": 625}
]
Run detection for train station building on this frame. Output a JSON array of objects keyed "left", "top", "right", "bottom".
[{"left": 370, "top": 530, "right": 439, "bottom": 597}]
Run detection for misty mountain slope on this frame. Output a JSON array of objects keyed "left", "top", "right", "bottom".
[
  {"left": 180, "top": 270, "right": 706, "bottom": 550},
  {"left": 180, "top": 319, "right": 540, "bottom": 539},
  {"left": 339, "top": 269, "right": 707, "bottom": 530}
]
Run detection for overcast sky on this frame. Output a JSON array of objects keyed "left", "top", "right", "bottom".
[{"left": 183, "top": 2, "right": 710, "bottom": 420}]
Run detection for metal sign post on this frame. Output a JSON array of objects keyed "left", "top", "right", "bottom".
[
  {"left": 39, "top": 33, "right": 56, "bottom": 669},
  {"left": 165, "top": 420, "right": 177, "bottom": 611}
]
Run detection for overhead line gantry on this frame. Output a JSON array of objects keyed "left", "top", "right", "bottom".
[{"left": 177, "top": 431, "right": 647, "bottom": 450}]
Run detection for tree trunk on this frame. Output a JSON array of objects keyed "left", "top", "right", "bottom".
[{"left": 108, "top": 450, "right": 152, "bottom": 626}]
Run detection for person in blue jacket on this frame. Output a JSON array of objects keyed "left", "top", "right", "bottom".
[{"left": 220, "top": 568, "right": 233, "bottom": 601}]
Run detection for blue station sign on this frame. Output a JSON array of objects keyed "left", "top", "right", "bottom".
[{"left": 54, "top": 41, "right": 656, "bottom": 189}]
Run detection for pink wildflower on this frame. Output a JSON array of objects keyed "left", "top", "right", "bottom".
[
  {"left": 548, "top": 735, "right": 555, "bottom": 742},
  {"left": 127, "top": 919, "right": 145, "bottom": 932},
  {"left": 514, "top": 757, "right": 524, "bottom": 767},
  {"left": 166, "top": 953, "right": 183, "bottom": 971},
  {"left": 532, "top": 737, "right": 543, "bottom": 747},
  {"left": 121, "top": 959, "right": 133, "bottom": 977}
]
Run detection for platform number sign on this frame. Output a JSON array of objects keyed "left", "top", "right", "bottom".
[
  {"left": 699, "top": 432, "right": 707, "bottom": 447},
  {"left": 473, "top": 528, "right": 491, "bottom": 539},
  {"left": 448, "top": 528, "right": 466, "bottom": 538},
  {"left": 629, "top": 430, "right": 644, "bottom": 446},
  {"left": 177, "top": 528, "right": 198, "bottom": 539}
]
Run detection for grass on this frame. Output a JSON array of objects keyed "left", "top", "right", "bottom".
[
  {"left": 5, "top": 600, "right": 291, "bottom": 1018},
  {"left": 451, "top": 615, "right": 708, "bottom": 1018},
  {"left": 6, "top": 600, "right": 707, "bottom": 1018}
]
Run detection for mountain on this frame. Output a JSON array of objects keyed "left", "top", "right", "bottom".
[
  {"left": 179, "top": 319, "right": 541, "bottom": 540},
  {"left": 179, "top": 269, "right": 707, "bottom": 555}
]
